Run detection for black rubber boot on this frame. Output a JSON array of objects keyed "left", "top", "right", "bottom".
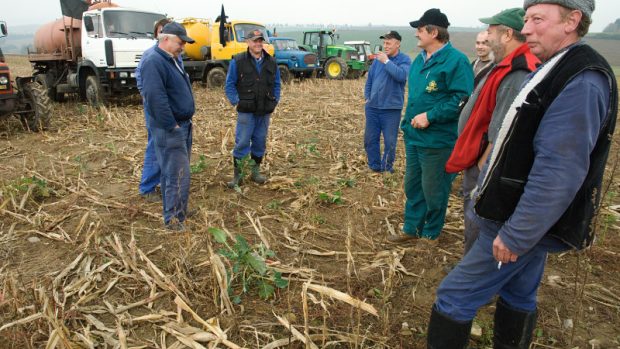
[
  {"left": 427, "top": 304, "right": 472, "bottom": 349},
  {"left": 227, "top": 157, "right": 243, "bottom": 188},
  {"left": 250, "top": 155, "right": 267, "bottom": 184},
  {"left": 493, "top": 297, "right": 537, "bottom": 349}
]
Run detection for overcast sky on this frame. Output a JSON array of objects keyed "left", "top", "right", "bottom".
[{"left": 4, "top": 0, "right": 619, "bottom": 33}]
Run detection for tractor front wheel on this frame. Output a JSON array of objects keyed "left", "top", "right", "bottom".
[
  {"left": 324, "top": 57, "right": 348, "bottom": 80},
  {"left": 278, "top": 65, "right": 291, "bottom": 84},
  {"left": 206, "top": 67, "right": 226, "bottom": 88},
  {"left": 20, "top": 82, "right": 52, "bottom": 131}
]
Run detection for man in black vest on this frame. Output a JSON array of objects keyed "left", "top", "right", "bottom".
[
  {"left": 225, "top": 30, "right": 281, "bottom": 188},
  {"left": 426, "top": 1, "right": 617, "bottom": 348}
]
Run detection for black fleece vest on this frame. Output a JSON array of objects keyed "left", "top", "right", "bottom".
[
  {"left": 474, "top": 44, "right": 618, "bottom": 250},
  {"left": 234, "top": 50, "right": 277, "bottom": 116}
]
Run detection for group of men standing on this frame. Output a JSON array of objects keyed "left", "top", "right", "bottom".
[
  {"left": 134, "top": 0, "right": 617, "bottom": 346},
  {"left": 364, "top": 0, "right": 617, "bottom": 347}
]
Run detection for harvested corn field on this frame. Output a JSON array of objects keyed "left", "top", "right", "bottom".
[{"left": 1, "top": 54, "right": 620, "bottom": 348}]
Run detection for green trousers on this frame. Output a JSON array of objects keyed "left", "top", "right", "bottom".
[{"left": 403, "top": 144, "right": 456, "bottom": 239}]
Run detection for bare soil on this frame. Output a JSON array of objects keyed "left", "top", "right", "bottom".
[{"left": 0, "top": 54, "right": 619, "bottom": 348}]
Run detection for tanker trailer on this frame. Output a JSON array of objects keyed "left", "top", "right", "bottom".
[
  {"left": 29, "top": 3, "right": 165, "bottom": 105},
  {"left": 180, "top": 17, "right": 274, "bottom": 88}
]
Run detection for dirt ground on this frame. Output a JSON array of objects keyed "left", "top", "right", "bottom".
[{"left": 1, "top": 54, "right": 619, "bottom": 349}]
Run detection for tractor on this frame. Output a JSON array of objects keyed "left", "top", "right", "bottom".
[
  {"left": 0, "top": 21, "right": 52, "bottom": 131},
  {"left": 299, "top": 30, "right": 366, "bottom": 80}
]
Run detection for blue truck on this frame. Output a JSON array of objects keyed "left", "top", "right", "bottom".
[{"left": 269, "top": 37, "right": 319, "bottom": 83}]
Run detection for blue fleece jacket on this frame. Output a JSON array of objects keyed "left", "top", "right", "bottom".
[
  {"left": 364, "top": 51, "right": 411, "bottom": 110},
  {"left": 141, "top": 46, "right": 195, "bottom": 131}
]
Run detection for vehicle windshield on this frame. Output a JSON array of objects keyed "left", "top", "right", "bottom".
[
  {"left": 104, "top": 11, "right": 166, "bottom": 38},
  {"left": 274, "top": 39, "right": 298, "bottom": 51},
  {"left": 321, "top": 33, "right": 334, "bottom": 45},
  {"left": 233, "top": 23, "right": 270, "bottom": 43}
]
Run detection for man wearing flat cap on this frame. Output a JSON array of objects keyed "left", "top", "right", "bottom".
[
  {"left": 388, "top": 9, "right": 473, "bottom": 244},
  {"left": 225, "top": 29, "right": 281, "bottom": 188},
  {"left": 446, "top": 8, "right": 540, "bottom": 256},
  {"left": 141, "top": 22, "right": 196, "bottom": 231},
  {"left": 427, "top": 1, "right": 617, "bottom": 348},
  {"left": 363, "top": 30, "right": 411, "bottom": 173}
]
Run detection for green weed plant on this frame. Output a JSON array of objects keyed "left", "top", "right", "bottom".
[{"left": 208, "top": 227, "right": 288, "bottom": 303}]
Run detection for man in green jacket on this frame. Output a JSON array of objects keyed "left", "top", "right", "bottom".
[{"left": 388, "top": 8, "right": 474, "bottom": 243}]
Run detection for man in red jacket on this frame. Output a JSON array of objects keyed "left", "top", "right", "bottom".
[{"left": 445, "top": 8, "right": 539, "bottom": 254}]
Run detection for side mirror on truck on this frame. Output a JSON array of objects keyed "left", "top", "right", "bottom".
[{"left": 0, "top": 21, "right": 7, "bottom": 37}]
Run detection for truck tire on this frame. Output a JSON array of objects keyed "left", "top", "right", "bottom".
[
  {"left": 324, "top": 57, "right": 348, "bottom": 80},
  {"left": 85, "top": 75, "right": 102, "bottom": 107},
  {"left": 35, "top": 74, "right": 65, "bottom": 102},
  {"left": 278, "top": 65, "right": 291, "bottom": 84},
  {"left": 21, "top": 82, "right": 52, "bottom": 132},
  {"left": 206, "top": 67, "right": 226, "bottom": 88}
]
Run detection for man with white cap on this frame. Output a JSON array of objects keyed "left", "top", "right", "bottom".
[{"left": 427, "top": 0, "right": 617, "bottom": 348}]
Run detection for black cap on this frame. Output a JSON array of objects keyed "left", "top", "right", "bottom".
[
  {"left": 380, "top": 30, "right": 402, "bottom": 41},
  {"left": 409, "top": 8, "right": 450, "bottom": 28},
  {"left": 245, "top": 30, "right": 265, "bottom": 41},
  {"left": 161, "top": 22, "right": 195, "bottom": 43}
]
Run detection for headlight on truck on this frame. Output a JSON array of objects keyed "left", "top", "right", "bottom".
[
  {"left": 0, "top": 76, "right": 8, "bottom": 85},
  {"left": 119, "top": 72, "right": 129, "bottom": 78}
]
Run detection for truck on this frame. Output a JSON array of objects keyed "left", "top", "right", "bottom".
[
  {"left": 298, "top": 30, "right": 366, "bottom": 80},
  {"left": 0, "top": 21, "right": 52, "bottom": 131},
  {"left": 180, "top": 17, "right": 275, "bottom": 88},
  {"left": 28, "top": 2, "right": 166, "bottom": 105},
  {"left": 269, "top": 36, "right": 318, "bottom": 83}
]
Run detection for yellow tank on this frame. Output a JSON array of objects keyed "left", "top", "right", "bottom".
[{"left": 180, "top": 18, "right": 211, "bottom": 60}]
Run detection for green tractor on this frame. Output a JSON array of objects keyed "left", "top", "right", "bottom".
[{"left": 299, "top": 30, "right": 366, "bottom": 80}]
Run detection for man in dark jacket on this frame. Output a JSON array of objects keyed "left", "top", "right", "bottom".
[
  {"left": 225, "top": 30, "right": 281, "bottom": 188},
  {"left": 364, "top": 31, "right": 411, "bottom": 173},
  {"left": 141, "top": 22, "right": 195, "bottom": 231},
  {"left": 427, "top": 1, "right": 617, "bottom": 348}
]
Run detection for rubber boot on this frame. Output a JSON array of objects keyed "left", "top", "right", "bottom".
[
  {"left": 227, "top": 157, "right": 243, "bottom": 188},
  {"left": 493, "top": 298, "right": 537, "bottom": 349},
  {"left": 427, "top": 304, "right": 472, "bottom": 349},
  {"left": 250, "top": 155, "right": 267, "bottom": 184}
]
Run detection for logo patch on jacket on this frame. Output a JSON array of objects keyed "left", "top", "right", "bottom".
[{"left": 426, "top": 80, "right": 438, "bottom": 93}]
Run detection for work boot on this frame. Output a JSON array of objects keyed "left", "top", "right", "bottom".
[
  {"left": 493, "top": 297, "right": 537, "bottom": 349},
  {"left": 227, "top": 157, "right": 243, "bottom": 188},
  {"left": 427, "top": 304, "right": 472, "bottom": 349},
  {"left": 250, "top": 155, "right": 267, "bottom": 184}
]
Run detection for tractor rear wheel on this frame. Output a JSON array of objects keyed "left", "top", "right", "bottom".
[
  {"left": 20, "top": 82, "right": 52, "bottom": 131},
  {"left": 206, "top": 67, "right": 226, "bottom": 88},
  {"left": 278, "top": 65, "right": 291, "bottom": 84},
  {"left": 346, "top": 69, "right": 362, "bottom": 79},
  {"left": 324, "top": 57, "right": 347, "bottom": 80}
]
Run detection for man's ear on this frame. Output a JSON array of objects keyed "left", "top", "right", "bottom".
[{"left": 564, "top": 9, "right": 582, "bottom": 34}]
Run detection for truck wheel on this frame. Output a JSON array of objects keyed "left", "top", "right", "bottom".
[
  {"left": 206, "top": 67, "right": 226, "bottom": 88},
  {"left": 324, "top": 57, "right": 348, "bottom": 80},
  {"left": 85, "top": 75, "right": 102, "bottom": 107},
  {"left": 20, "top": 82, "right": 52, "bottom": 132},
  {"left": 35, "top": 74, "right": 65, "bottom": 102},
  {"left": 278, "top": 65, "right": 291, "bottom": 84}
]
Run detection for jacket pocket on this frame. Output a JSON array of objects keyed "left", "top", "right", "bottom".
[
  {"left": 264, "top": 94, "right": 277, "bottom": 114},
  {"left": 238, "top": 92, "right": 256, "bottom": 111}
]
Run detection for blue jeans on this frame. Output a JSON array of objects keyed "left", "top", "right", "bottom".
[
  {"left": 152, "top": 121, "right": 192, "bottom": 225},
  {"left": 403, "top": 144, "right": 455, "bottom": 239},
  {"left": 364, "top": 106, "right": 401, "bottom": 172},
  {"left": 435, "top": 228, "right": 547, "bottom": 322},
  {"left": 139, "top": 101, "right": 161, "bottom": 195},
  {"left": 232, "top": 112, "right": 271, "bottom": 159}
]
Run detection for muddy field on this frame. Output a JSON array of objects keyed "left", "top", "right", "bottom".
[{"left": 1, "top": 54, "right": 619, "bottom": 348}]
